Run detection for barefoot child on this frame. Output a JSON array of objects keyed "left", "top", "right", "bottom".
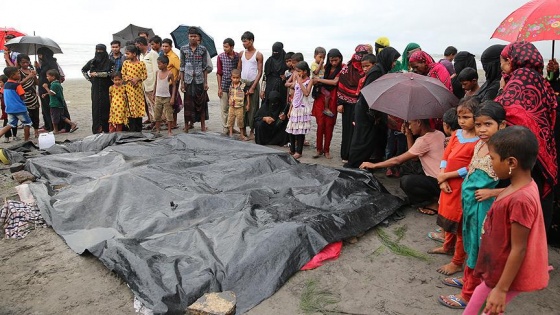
[
  {"left": 44, "top": 69, "right": 78, "bottom": 134},
  {"left": 0, "top": 67, "right": 31, "bottom": 141},
  {"left": 462, "top": 126, "right": 549, "bottom": 314},
  {"left": 285, "top": 61, "right": 313, "bottom": 159},
  {"left": 438, "top": 101, "right": 506, "bottom": 310},
  {"left": 227, "top": 69, "right": 249, "bottom": 140},
  {"left": 430, "top": 97, "right": 479, "bottom": 276},
  {"left": 152, "top": 56, "right": 176, "bottom": 136},
  {"left": 108, "top": 72, "right": 128, "bottom": 132}
]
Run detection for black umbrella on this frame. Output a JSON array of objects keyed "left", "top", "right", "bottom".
[
  {"left": 112, "top": 24, "right": 155, "bottom": 46},
  {"left": 170, "top": 25, "right": 217, "bottom": 58},
  {"left": 5, "top": 35, "right": 62, "bottom": 55}
]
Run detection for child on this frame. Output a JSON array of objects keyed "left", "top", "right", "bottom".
[
  {"left": 227, "top": 69, "right": 250, "bottom": 140},
  {"left": 285, "top": 61, "right": 313, "bottom": 159},
  {"left": 0, "top": 67, "right": 32, "bottom": 141},
  {"left": 152, "top": 56, "right": 176, "bottom": 136},
  {"left": 44, "top": 69, "right": 78, "bottom": 134},
  {"left": 108, "top": 72, "right": 128, "bottom": 132},
  {"left": 311, "top": 47, "right": 326, "bottom": 80},
  {"left": 121, "top": 45, "right": 147, "bottom": 132},
  {"left": 429, "top": 98, "right": 479, "bottom": 277},
  {"left": 463, "top": 126, "right": 549, "bottom": 314},
  {"left": 442, "top": 107, "right": 460, "bottom": 148},
  {"left": 458, "top": 67, "right": 480, "bottom": 97},
  {"left": 438, "top": 101, "right": 506, "bottom": 310},
  {"left": 0, "top": 74, "right": 19, "bottom": 143}
]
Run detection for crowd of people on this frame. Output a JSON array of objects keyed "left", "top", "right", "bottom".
[{"left": 2, "top": 28, "right": 560, "bottom": 314}]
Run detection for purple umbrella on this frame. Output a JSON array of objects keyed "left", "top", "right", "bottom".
[{"left": 361, "top": 72, "right": 458, "bottom": 121}]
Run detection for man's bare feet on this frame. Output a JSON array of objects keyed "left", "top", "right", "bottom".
[{"left": 437, "top": 262, "right": 463, "bottom": 276}]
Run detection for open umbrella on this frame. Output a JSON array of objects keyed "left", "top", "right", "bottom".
[
  {"left": 171, "top": 25, "right": 217, "bottom": 58},
  {"left": 491, "top": 0, "right": 560, "bottom": 57},
  {"left": 0, "top": 27, "right": 26, "bottom": 50},
  {"left": 5, "top": 35, "right": 62, "bottom": 55},
  {"left": 361, "top": 72, "right": 458, "bottom": 121},
  {"left": 112, "top": 24, "right": 155, "bottom": 46}
]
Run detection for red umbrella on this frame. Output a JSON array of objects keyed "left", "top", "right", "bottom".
[
  {"left": 491, "top": 0, "right": 560, "bottom": 57},
  {"left": 1, "top": 27, "right": 26, "bottom": 50}
]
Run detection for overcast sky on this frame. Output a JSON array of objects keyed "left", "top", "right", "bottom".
[{"left": 3, "top": 0, "right": 555, "bottom": 59}]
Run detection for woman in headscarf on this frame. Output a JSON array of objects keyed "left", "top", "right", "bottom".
[
  {"left": 451, "top": 51, "right": 477, "bottom": 99},
  {"left": 374, "top": 37, "right": 390, "bottom": 55},
  {"left": 474, "top": 44, "right": 505, "bottom": 102},
  {"left": 393, "top": 42, "right": 421, "bottom": 73},
  {"left": 82, "top": 44, "right": 115, "bottom": 134},
  {"left": 347, "top": 47, "right": 401, "bottom": 168},
  {"left": 261, "top": 42, "right": 288, "bottom": 108},
  {"left": 311, "top": 48, "right": 343, "bottom": 159},
  {"left": 337, "top": 44, "right": 368, "bottom": 162},
  {"left": 35, "top": 47, "right": 61, "bottom": 132},
  {"left": 409, "top": 50, "right": 452, "bottom": 91},
  {"left": 495, "top": 41, "right": 557, "bottom": 232},
  {"left": 254, "top": 91, "right": 288, "bottom": 146}
]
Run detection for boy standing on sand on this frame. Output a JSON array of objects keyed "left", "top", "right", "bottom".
[
  {"left": 227, "top": 69, "right": 250, "bottom": 140},
  {"left": 217, "top": 38, "right": 239, "bottom": 134},
  {"left": 152, "top": 56, "right": 176, "bottom": 136},
  {"left": 0, "top": 67, "right": 31, "bottom": 141},
  {"left": 237, "top": 31, "right": 263, "bottom": 140},
  {"left": 44, "top": 69, "right": 78, "bottom": 134}
]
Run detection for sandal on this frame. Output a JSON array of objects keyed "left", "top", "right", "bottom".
[
  {"left": 427, "top": 231, "right": 444, "bottom": 243},
  {"left": 441, "top": 277, "right": 464, "bottom": 289},
  {"left": 418, "top": 206, "right": 438, "bottom": 215},
  {"left": 437, "top": 294, "right": 467, "bottom": 309}
]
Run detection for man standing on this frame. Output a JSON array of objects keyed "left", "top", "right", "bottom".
[
  {"left": 162, "top": 38, "right": 182, "bottom": 129},
  {"left": 150, "top": 36, "right": 164, "bottom": 57},
  {"left": 237, "top": 31, "right": 263, "bottom": 140},
  {"left": 179, "top": 27, "right": 209, "bottom": 132},
  {"left": 216, "top": 38, "right": 239, "bottom": 134},
  {"left": 135, "top": 36, "right": 159, "bottom": 125},
  {"left": 109, "top": 40, "right": 126, "bottom": 73}
]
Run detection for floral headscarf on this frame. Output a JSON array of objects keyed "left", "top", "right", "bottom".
[
  {"left": 409, "top": 50, "right": 452, "bottom": 91},
  {"left": 337, "top": 45, "right": 368, "bottom": 104}
]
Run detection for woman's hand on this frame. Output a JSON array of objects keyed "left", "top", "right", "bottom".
[
  {"left": 337, "top": 105, "right": 344, "bottom": 113},
  {"left": 439, "top": 181, "right": 452, "bottom": 193},
  {"left": 437, "top": 173, "right": 448, "bottom": 185},
  {"left": 475, "top": 189, "right": 494, "bottom": 202},
  {"left": 483, "top": 287, "right": 507, "bottom": 315},
  {"left": 359, "top": 162, "right": 376, "bottom": 170}
]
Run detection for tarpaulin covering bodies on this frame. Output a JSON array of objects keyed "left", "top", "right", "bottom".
[{"left": 25, "top": 133, "right": 403, "bottom": 314}]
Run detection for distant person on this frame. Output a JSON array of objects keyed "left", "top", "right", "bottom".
[
  {"left": 109, "top": 40, "right": 126, "bottom": 73},
  {"left": 474, "top": 44, "right": 505, "bottom": 102},
  {"left": 457, "top": 68, "right": 480, "bottom": 98},
  {"left": 137, "top": 31, "right": 151, "bottom": 52},
  {"left": 3, "top": 34, "right": 19, "bottom": 67},
  {"left": 227, "top": 69, "right": 249, "bottom": 140},
  {"left": 16, "top": 54, "right": 40, "bottom": 138},
  {"left": 374, "top": 37, "right": 390, "bottom": 54},
  {"left": 108, "top": 72, "right": 127, "bottom": 132},
  {"left": 149, "top": 35, "right": 163, "bottom": 56},
  {"left": 285, "top": 61, "right": 313, "bottom": 159},
  {"left": 439, "top": 46, "right": 457, "bottom": 77},
  {"left": 0, "top": 67, "right": 31, "bottom": 141},
  {"left": 396, "top": 42, "right": 421, "bottom": 72},
  {"left": 217, "top": 38, "right": 239, "bottom": 134},
  {"left": 82, "top": 44, "right": 115, "bottom": 133},
  {"left": 135, "top": 36, "right": 159, "bottom": 126},
  {"left": 121, "top": 45, "right": 147, "bottom": 132},
  {"left": 162, "top": 38, "right": 182, "bottom": 129},
  {"left": 463, "top": 126, "right": 549, "bottom": 315},
  {"left": 441, "top": 107, "right": 460, "bottom": 148},
  {"left": 261, "top": 42, "right": 288, "bottom": 119},
  {"left": 179, "top": 27, "right": 209, "bottom": 132},
  {"left": 409, "top": 50, "right": 452, "bottom": 91},
  {"left": 43, "top": 69, "right": 78, "bottom": 134},
  {"left": 0, "top": 74, "right": 18, "bottom": 143},
  {"left": 237, "top": 31, "right": 263, "bottom": 140},
  {"left": 35, "top": 47, "right": 60, "bottom": 132},
  {"left": 451, "top": 51, "right": 477, "bottom": 99},
  {"left": 152, "top": 55, "right": 176, "bottom": 136}
]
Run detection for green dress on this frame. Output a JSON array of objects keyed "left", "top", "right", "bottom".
[{"left": 461, "top": 141, "right": 498, "bottom": 269}]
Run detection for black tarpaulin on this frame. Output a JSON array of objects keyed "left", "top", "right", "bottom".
[{"left": 25, "top": 133, "right": 403, "bottom": 314}]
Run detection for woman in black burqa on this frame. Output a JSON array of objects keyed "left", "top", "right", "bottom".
[
  {"left": 474, "top": 44, "right": 505, "bottom": 102},
  {"left": 82, "top": 44, "right": 115, "bottom": 134},
  {"left": 451, "top": 51, "right": 477, "bottom": 99},
  {"left": 261, "top": 42, "right": 288, "bottom": 107},
  {"left": 346, "top": 47, "right": 401, "bottom": 168},
  {"left": 254, "top": 91, "right": 288, "bottom": 145}
]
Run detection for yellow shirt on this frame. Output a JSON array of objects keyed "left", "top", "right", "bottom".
[{"left": 165, "top": 50, "right": 181, "bottom": 82}]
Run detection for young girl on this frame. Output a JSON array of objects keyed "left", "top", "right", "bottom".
[
  {"left": 285, "top": 61, "right": 313, "bottom": 159},
  {"left": 108, "top": 72, "right": 128, "bottom": 132},
  {"left": 429, "top": 98, "right": 479, "bottom": 277},
  {"left": 17, "top": 54, "right": 41, "bottom": 138},
  {"left": 438, "top": 101, "right": 506, "bottom": 310},
  {"left": 121, "top": 45, "right": 147, "bottom": 132},
  {"left": 463, "top": 126, "right": 549, "bottom": 314}
]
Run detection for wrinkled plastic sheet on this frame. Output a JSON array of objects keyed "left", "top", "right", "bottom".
[{"left": 25, "top": 132, "right": 403, "bottom": 314}]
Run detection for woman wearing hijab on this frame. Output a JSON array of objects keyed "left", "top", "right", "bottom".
[
  {"left": 35, "top": 47, "right": 60, "bottom": 132},
  {"left": 392, "top": 42, "right": 421, "bottom": 73},
  {"left": 261, "top": 42, "right": 288, "bottom": 109},
  {"left": 474, "top": 44, "right": 505, "bottom": 102},
  {"left": 451, "top": 51, "right": 477, "bottom": 99},
  {"left": 254, "top": 91, "right": 288, "bottom": 146},
  {"left": 337, "top": 44, "right": 368, "bottom": 162},
  {"left": 347, "top": 47, "right": 401, "bottom": 168},
  {"left": 312, "top": 48, "right": 343, "bottom": 159},
  {"left": 82, "top": 44, "right": 115, "bottom": 134},
  {"left": 409, "top": 50, "right": 452, "bottom": 91},
  {"left": 496, "top": 41, "right": 557, "bottom": 233}
]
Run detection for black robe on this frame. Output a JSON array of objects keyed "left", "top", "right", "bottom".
[
  {"left": 82, "top": 52, "right": 114, "bottom": 133},
  {"left": 254, "top": 91, "right": 288, "bottom": 146}
]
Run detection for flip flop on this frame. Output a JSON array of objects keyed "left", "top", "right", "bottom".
[
  {"left": 418, "top": 206, "right": 438, "bottom": 215},
  {"left": 428, "top": 231, "right": 444, "bottom": 243},
  {"left": 70, "top": 126, "right": 79, "bottom": 133},
  {"left": 442, "top": 277, "right": 464, "bottom": 289},
  {"left": 437, "top": 294, "right": 467, "bottom": 309}
]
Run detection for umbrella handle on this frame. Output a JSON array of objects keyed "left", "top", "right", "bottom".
[{"left": 553, "top": 40, "right": 555, "bottom": 60}]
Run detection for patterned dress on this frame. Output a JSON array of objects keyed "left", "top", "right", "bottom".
[
  {"left": 109, "top": 84, "right": 128, "bottom": 125},
  {"left": 285, "top": 79, "right": 312, "bottom": 135},
  {"left": 121, "top": 60, "right": 147, "bottom": 118}
]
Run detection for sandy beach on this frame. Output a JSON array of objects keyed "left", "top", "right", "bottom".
[{"left": 0, "top": 78, "right": 559, "bottom": 315}]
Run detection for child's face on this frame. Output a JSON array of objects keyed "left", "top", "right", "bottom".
[
  {"left": 500, "top": 56, "right": 512, "bottom": 74},
  {"left": 361, "top": 60, "right": 374, "bottom": 73},
  {"left": 488, "top": 145, "right": 511, "bottom": 179},
  {"left": 295, "top": 68, "right": 305, "bottom": 77},
  {"left": 112, "top": 76, "right": 123, "bottom": 86},
  {"left": 162, "top": 43, "right": 172, "bottom": 54},
  {"left": 329, "top": 56, "right": 341, "bottom": 68},
  {"left": 475, "top": 115, "right": 504, "bottom": 142},
  {"left": 125, "top": 51, "right": 136, "bottom": 60},
  {"left": 10, "top": 71, "right": 21, "bottom": 81},
  {"left": 461, "top": 79, "right": 478, "bottom": 92},
  {"left": 231, "top": 74, "right": 240, "bottom": 84},
  {"left": 223, "top": 43, "right": 233, "bottom": 54},
  {"left": 408, "top": 120, "right": 422, "bottom": 136},
  {"left": 0, "top": 81, "right": 4, "bottom": 89},
  {"left": 157, "top": 60, "right": 167, "bottom": 71},
  {"left": 46, "top": 73, "right": 54, "bottom": 82},
  {"left": 457, "top": 107, "right": 475, "bottom": 131},
  {"left": 314, "top": 53, "right": 325, "bottom": 63},
  {"left": 443, "top": 122, "right": 452, "bottom": 137},
  {"left": 286, "top": 59, "right": 293, "bottom": 69}
]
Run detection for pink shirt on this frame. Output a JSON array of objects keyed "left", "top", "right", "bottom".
[
  {"left": 408, "top": 130, "right": 445, "bottom": 178},
  {"left": 475, "top": 181, "right": 549, "bottom": 292}
]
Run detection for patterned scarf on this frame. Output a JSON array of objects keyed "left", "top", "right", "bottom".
[{"left": 337, "top": 45, "right": 368, "bottom": 104}]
